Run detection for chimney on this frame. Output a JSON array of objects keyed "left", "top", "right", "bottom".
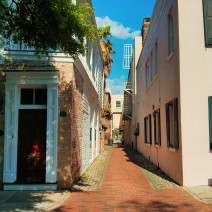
[{"left": 142, "top": 18, "right": 151, "bottom": 44}]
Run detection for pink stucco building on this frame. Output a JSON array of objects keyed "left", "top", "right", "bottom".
[{"left": 136, "top": 0, "right": 212, "bottom": 186}]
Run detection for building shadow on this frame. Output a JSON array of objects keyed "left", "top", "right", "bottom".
[
  {"left": 0, "top": 191, "right": 68, "bottom": 212},
  {"left": 117, "top": 144, "right": 179, "bottom": 186}
]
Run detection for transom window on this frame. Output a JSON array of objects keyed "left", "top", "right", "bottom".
[{"left": 21, "top": 88, "right": 47, "bottom": 105}]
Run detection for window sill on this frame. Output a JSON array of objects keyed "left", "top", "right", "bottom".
[
  {"left": 168, "top": 147, "right": 177, "bottom": 152},
  {"left": 146, "top": 81, "right": 153, "bottom": 91},
  {"left": 155, "top": 144, "right": 160, "bottom": 148},
  {"left": 145, "top": 143, "right": 151, "bottom": 147},
  {"left": 166, "top": 51, "right": 174, "bottom": 61}
]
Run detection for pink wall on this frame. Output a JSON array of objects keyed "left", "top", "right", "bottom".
[{"left": 136, "top": 0, "right": 183, "bottom": 185}]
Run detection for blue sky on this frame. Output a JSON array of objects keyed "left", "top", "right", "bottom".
[{"left": 92, "top": 0, "right": 156, "bottom": 94}]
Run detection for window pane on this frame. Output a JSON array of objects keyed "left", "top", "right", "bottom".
[
  {"left": 166, "top": 99, "right": 179, "bottom": 149},
  {"left": 155, "top": 42, "right": 158, "bottom": 75},
  {"left": 169, "top": 104, "right": 175, "bottom": 147},
  {"left": 90, "top": 128, "right": 92, "bottom": 141},
  {"left": 154, "top": 109, "right": 161, "bottom": 145},
  {"left": 35, "top": 89, "right": 47, "bottom": 105},
  {"left": 208, "top": 97, "right": 212, "bottom": 150},
  {"left": 145, "top": 115, "right": 152, "bottom": 144},
  {"left": 203, "top": 0, "right": 212, "bottom": 45},
  {"left": 21, "top": 89, "right": 33, "bottom": 104},
  {"left": 168, "top": 13, "right": 174, "bottom": 55},
  {"left": 116, "top": 101, "right": 121, "bottom": 107}
]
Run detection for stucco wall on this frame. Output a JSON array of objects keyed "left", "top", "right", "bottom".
[
  {"left": 178, "top": 0, "right": 212, "bottom": 186},
  {"left": 136, "top": 0, "right": 183, "bottom": 185},
  {"left": 111, "top": 94, "right": 124, "bottom": 134}
]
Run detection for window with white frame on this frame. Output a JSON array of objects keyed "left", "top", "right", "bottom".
[
  {"left": 165, "top": 98, "right": 179, "bottom": 149},
  {"left": 168, "top": 10, "right": 174, "bottom": 55},
  {"left": 144, "top": 114, "right": 152, "bottom": 144}
]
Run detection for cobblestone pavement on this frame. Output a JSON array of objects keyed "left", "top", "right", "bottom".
[
  {"left": 71, "top": 146, "right": 113, "bottom": 191},
  {"left": 52, "top": 144, "right": 212, "bottom": 212}
]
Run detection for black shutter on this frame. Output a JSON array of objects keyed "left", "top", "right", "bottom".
[
  {"left": 158, "top": 109, "right": 161, "bottom": 146},
  {"left": 174, "top": 98, "right": 179, "bottom": 149},
  {"left": 203, "top": 0, "right": 212, "bottom": 46},
  {"left": 144, "top": 117, "right": 147, "bottom": 143},
  {"left": 166, "top": 103, "right": 170, "bottom": 147},
  {"left": 208, "top": 97, "right": 212, "bottom": 150},
  {"left": 153, "top": 111, "right": 156, "bottom": 145},
  {"left": 149, "top": 114, "right": 152, "bottom": 145}
]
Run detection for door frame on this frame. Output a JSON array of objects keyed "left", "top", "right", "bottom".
[{"left": 3, "top": 71, "right": 58, "bottom": 189}]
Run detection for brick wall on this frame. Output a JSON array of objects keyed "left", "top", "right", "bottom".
[
  {"left": 70, "top": 65, "right": 83, "bottom": 183},
  {"left": 57, "top": 63, "right": 83, "bottom": 188}
]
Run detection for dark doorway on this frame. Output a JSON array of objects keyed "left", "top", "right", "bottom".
[{"left": 17, "top": 109, "right": 47, "bottom": 183}]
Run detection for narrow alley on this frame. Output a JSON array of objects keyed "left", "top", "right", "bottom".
[{"left": 53, "top": 144, "right": 212, "bottom": 212}]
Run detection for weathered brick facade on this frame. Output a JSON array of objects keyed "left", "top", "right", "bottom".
[
  {"left": 57, "top": 63, "right": 83, "bottom": 188},
  {"left": 0, "top": 58, "right": 102, "bottom": 190}
]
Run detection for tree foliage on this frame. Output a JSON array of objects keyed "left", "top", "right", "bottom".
[
  {"left": 97, "top": 26, "right": 115, "bottom": 77},
  {"left": 0, "top": 0, "right": 96, "bottom": 58}
]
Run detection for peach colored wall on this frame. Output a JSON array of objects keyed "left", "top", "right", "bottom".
[
  {"left": 178, "top": 0, "right": 212, "bottom": 186},
  {"left": 111, "top": 94, "right": 124, "bottom": 130},
  {"left": 136, "top": 0, "right": 183, "bottom": 185}
]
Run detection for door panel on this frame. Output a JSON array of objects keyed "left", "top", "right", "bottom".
[{"left": 17, "top": 109, "right": 47, "bottom": 183}]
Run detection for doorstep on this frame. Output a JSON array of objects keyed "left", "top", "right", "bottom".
[{"left": 3, "top": 183, "right": 57, "bottom": 191}]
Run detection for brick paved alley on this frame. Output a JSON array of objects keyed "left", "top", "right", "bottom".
[{"left": 52, "top": 144, "right": 212, "bottom": 212}]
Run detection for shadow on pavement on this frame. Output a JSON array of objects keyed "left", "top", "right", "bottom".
[
  {"left": 117, "top": 143, "right": 179, "bottom": 187},
  {"left": 0, "top": 191, "right": 69, "bottom": 212},
  {"left": 116, "top": 199, "right": 192, "bottom": 212}
]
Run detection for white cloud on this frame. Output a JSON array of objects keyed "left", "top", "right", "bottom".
[
  {"left": 106, "top": 76, "right": 126, "bottom": 94},
  {"left": 96, "top": 16, "right": 140, "bottom": 39}
]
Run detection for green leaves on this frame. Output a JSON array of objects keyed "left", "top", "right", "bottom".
[
  {"left": 0, "top": 0, "right": 95, "bottom": 58},
  {"left": 97, "top": 26, "right": 111, "bottom": 39}
]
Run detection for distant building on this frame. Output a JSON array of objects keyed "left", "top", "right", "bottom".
[
  {"left": 111, "top": 94, "right": 124, "bottom": 140},
  {"left": 136, "top": 0, "right": 212, "bottom": 186},
  {"left": 122, "top": 37, "right": 143, "bottom": 150}
]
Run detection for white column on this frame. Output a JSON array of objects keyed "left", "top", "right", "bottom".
[
  {"left": 46, "top": 85, "right": 58, "bottom": 183},
  {"left": 3, "top": 85, "right": 18, "bottom": 183}
]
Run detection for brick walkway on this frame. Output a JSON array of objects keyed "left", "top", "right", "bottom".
[{"left": 52, "top": 144, "right": 212, "bottom": 212}]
